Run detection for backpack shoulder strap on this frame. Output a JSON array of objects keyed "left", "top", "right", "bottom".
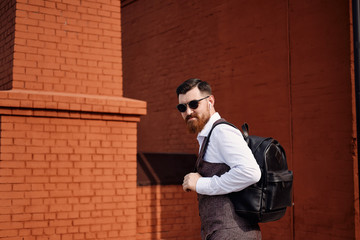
[
  {"left": 241, "top": 123, "right": 249, "bottom": 138},
  {"left": 195, "top": 118, "right": 237, "bottom": 171},
  {"left": 202, "top": 118, "right": 236, "bottom": 154}
]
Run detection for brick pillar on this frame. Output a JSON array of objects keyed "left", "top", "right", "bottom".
[{"left": 0, "top": 0, "right": 146, "bottom": 239}]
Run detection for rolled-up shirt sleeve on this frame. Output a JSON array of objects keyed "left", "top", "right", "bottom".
[{"left": 196, "top": 124, "right": 261, "bottom": 195}]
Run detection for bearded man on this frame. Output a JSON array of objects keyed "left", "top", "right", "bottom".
[{"left": 176, "top": 78, "right": 262, "bottom": 240}]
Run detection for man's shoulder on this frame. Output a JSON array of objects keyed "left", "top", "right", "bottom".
[{"left": 211, "top": 121, "right": 242, "bottom": 138}]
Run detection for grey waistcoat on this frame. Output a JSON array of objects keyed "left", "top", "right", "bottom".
[{"left": 196, "top": 133, "right": 261, "bottom": 240}]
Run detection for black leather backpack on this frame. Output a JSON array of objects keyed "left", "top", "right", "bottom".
[{"left": 204, "top": 119, "right": 293, "bottom": 223}]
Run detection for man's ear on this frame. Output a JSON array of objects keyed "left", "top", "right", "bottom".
[{"left": 209, "top": 95, "right": 215, "bottom": 107}]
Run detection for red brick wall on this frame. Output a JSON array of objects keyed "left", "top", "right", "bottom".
[
  {"left": 122, "top": 0, "right": 357, "bottom": 239},
  {"left": 0, "top": 0, "right": 147, "bottom": 239},
  {"left": 290, "top": 1, "right": 355, "bottom": 239},
  {"left": 137, "top": 186, "right": 200, "bottom": 240},
  {"left": 13, "top": 0, "right": 123, "bottom": 96},
  {"left": 0, "top": 114, "right": 139, "bottom": 239},
  {"left": 0, "top": 0, "right": 15, "bottom": 90},
  {"left": 122, "top": 0, "right": 292, "bottom": 154}
]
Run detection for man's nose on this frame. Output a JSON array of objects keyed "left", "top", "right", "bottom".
[{"left": 185, "top": 106, "right": 193, "bottom": 115}]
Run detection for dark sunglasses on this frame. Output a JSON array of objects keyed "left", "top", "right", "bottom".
[{"left": 177, "top": 96, "right": 210, "bottom": 113}]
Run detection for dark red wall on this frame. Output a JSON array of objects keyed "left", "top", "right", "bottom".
[
  {"left": 0, "top": 0, "right": 15, "bottom": 90},
  {"left": 122, "top": 0, "right": 292, "bottom": 154},
  {"left": 290, "top": 1, "right": 355, "bottom": 239},
  {"left": 122, "top": 0, "right": 357, "bottom": 239}
]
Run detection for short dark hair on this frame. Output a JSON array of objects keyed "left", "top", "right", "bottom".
[{"left": 176, "top": 78, "right": 212, "bottom": 96}]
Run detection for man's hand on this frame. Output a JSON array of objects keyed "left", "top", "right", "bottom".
[{"left": 182, "top": 172, "right": 202, "bottom": 192}]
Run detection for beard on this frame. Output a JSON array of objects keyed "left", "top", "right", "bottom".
[{"left": 185, "top": 112, "right": 210, "bottom": 134}]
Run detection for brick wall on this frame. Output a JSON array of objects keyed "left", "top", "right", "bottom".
[
  {"left": 290, "top": 1, "right": 355, "bottom": 239},
  {"left": 12, "top": 0, "right": 123, "bottom": 96},
  {"left": 0, "top": 0, "right": 147, "bottom": 239},
  {"left": 0, "top": 113, "right": 140, "bottom": 239},
  {"left": 0, "top": 0, "right": 15, "bottom": 90},
  {"left": 122, "top": 0, "right": 292, "bottom": 154},
  {"left": 122, "top": 1, "right": 293, "bottom": 239},
  {"left": 137, "top": 186, "right": 200, "bottom": 240},
  {"left": 0, "top": 91, "right": 146, "bottom": 240},
  {"left": 122, "top": 0, "right": 357, "bottom": 239}
]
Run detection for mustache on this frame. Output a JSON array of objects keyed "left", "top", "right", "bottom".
[{"left": 185, "top": 114, "right": 198, "bottom": 122}]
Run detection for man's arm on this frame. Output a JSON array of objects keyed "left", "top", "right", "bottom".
[{"left": 195, "top": 124, "right": 261, "bottom": 195}]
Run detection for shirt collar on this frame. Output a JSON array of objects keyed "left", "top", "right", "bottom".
[{"left": 197, "top": 112, "right": 221, "bottom": 138}]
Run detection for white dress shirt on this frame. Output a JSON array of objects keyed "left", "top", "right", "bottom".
[{"left": 195, "top": 112, "right": 261, "bottom": 195}]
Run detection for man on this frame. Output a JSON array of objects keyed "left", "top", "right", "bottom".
[{"left": 176, "top": 78, "right": 262, "bottom": 240}]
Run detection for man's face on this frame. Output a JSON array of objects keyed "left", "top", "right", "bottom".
[{"left": 178, "top": 87, "right": 211, "bottom": 134}]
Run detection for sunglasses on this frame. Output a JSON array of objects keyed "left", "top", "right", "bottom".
[{"left": 177, "top": 96, "right": 210, "bottom": 113}]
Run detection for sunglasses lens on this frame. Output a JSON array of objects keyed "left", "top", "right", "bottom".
[
  {"left": 188, "top": 100, "right": 199, "bottom": 109},
  {"left": 177, "top": 104, "right": 187, "bottom": 112}
]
